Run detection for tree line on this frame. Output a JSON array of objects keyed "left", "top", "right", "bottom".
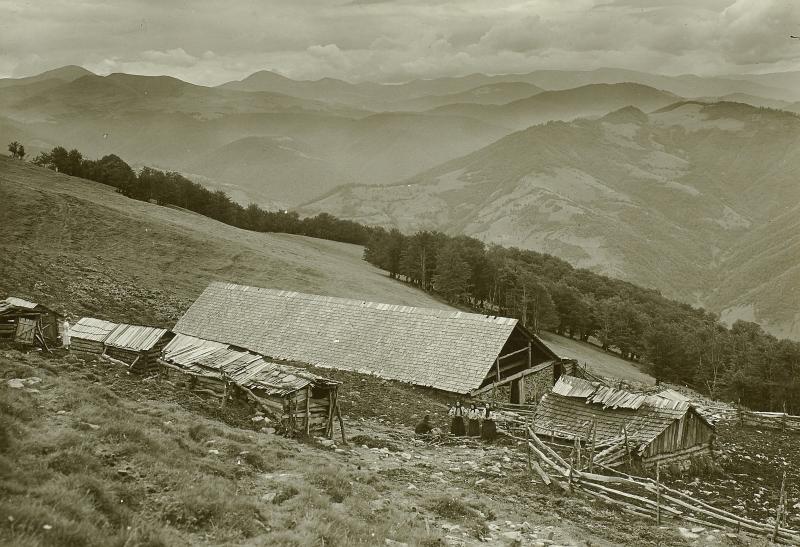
[
  {"left": 363, "top": 229, "right": 800, "bottom": 413},
  {"left": 23, "top": 144, "right": 800, "bottom": 412},
  {"left": 30, "top": 146, "right": 375, "bottom": 245}
]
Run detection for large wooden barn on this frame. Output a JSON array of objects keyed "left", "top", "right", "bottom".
[
  {"left": 0, "top": 297, "right": 63, "bottom": 349},
  {"left": 160, "top": 333, "right": 342, "bottom": 437},
  {"left": 173, "top": 282, "right": 567, "bottom": 400},
  {"left": 534, "top": 375, "right": 715, "bottom": 471}
]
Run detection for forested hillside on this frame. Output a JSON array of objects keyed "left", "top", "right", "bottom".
[{"left": 359, "top": 231, "right": 800, "bottom": 414}]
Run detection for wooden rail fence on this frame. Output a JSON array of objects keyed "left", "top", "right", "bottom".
[
  {"left": 738, "top": 409, "right": 800, "bottom": 432},
  {"left": 523, "top": 426, "right": 799, "bottom": 544}
]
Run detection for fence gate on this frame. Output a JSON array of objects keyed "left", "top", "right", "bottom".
[{"left": 14, "top": 318, "right": 37, "bottom": 345}]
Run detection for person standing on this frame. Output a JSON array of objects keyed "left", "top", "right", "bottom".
[
  {"left": 62, "top": 318, "right": 71, "bottom": 349},
  {"left": 449, "top": 401, "right": 466, "bottom": 436},
  {"left": 481, "top": 403, "right": 497, "bottom": 442},
  {"left": 467, "top": 404, "right": 481, "bottom": 437}
]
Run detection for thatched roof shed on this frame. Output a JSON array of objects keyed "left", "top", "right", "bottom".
[{"left": 173, "top": 282, "right": 559, "bottom": 396}]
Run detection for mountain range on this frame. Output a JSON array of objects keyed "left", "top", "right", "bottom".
[
  {"left": 2, "top": 65, "right": 800, "bottom": 339},
  {"left": 303, "top": 102, "right": 800, "bottom": 340}
]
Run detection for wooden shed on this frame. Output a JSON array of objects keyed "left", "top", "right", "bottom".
[
  {"left": 102, "top": 323, "right": 173, "bottom": 374},
  {"left": 160, "top": 333, "right": 342, "bottom": 438},
  {"left": 172, "top": 282, "right": 561, "bottom": 400},
  {"left": 0, "top": 297, "right": 63, "bottom": 349},
  {"left": 534, "top": 375, "right": 715, "bottom": 472},
  {"left": 69, "top": 317, "right": 119, "bottom": 354}
]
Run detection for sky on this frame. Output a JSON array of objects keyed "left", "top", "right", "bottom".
[{"left": 1, "top": 0, "right": 799, "bottom": 86}]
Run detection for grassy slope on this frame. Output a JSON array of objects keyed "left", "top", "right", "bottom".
[
  {"left": 1, "top": 349, "right": 709, "bottom": 547},
  {"left": 0, "top": 350, "right": 443, "bottom": 547},
  {"left": 538, "top": 332, "right": 655, "bottom": 385},
  {"left": 0, "top": 156, "right": 446, "bottom": 325}
]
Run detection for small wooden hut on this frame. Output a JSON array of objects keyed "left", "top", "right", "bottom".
[
  {"left": 534, "top": 375, "right": 715, "bottom": 472},
  {"left": 160, "top": 333, "right": 342, "bottom": 437},
  {"left": 69, "top": 317, "right": 119, "bottom": 354},
  {"left": 0, "top": 297, "right": 63, "bottom": 349},
  {"left": 102, "top": 323, "right": 173, "bottom": 374}
]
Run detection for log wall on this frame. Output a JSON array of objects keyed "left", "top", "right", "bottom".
[
  {"left": 643, "top": 411, "right": 714, "bottom": 459},
  {"left": 70, "top": 338, "right": 105, "bottom": 354}
]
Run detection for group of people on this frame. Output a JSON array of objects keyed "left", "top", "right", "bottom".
[
  {"left": 448, "top": 401, "right": 497, "bottom": 441},
  {"left": 413, "top": 401, "right": 497, "bottom": 441}
]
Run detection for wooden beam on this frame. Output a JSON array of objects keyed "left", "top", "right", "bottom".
[
  {"left": 305, "top": 385, "right": 311, "bottom": 435},
  {"left": 498, "top": 346, "right": 530, "bottom": 361},
  {"left": 471, "top": 360, "right": 557, "bottom": 396}
]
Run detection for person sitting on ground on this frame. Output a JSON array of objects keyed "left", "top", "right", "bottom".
[
  {"left": 449, "top": 401, "right": 466, "bottom": 436},
  {"left": 481, "top": 403, "right": 497, "bottom": 442},
  {"left": 467, "top": 403, "right": 481, "bottom": 437},
  {"left": 415, "top": 414, "right": 433, "bottom": 435}
]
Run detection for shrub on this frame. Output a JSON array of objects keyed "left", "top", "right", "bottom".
[
  {"left": 307, "top": 468, "right": 353, "bottom": 503},
  {"left": 161, "top": 478, "right": 262, "bottom": 536},
  {"left": 47, "top": 446, "right": 101, "bottom": 475},
  {"left": 272, "top": 485, "right": 299, "bottom": 505}
]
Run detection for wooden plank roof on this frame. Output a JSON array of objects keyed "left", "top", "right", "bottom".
[
  {"left": 162, "top": 333, "right": 338, "bottom": 396},
  {"left": 535, "top": 376, "right": 713, "bottom": 452},
  {"left": 104, "top": 324, "right": 170, "bottom": 352},
  {"left": 70, "top": 317, "right": 119, "bottom": 342},
  {"left": 0, "top": 296, "right": 60, "bottom": 316},
  {"left": 173, "top": 282, "right": 537, "bottom": 394}
]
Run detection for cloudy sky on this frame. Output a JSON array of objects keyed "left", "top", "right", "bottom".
[{"left": 1, "top": 0, "right": 799, "bottom": 85}]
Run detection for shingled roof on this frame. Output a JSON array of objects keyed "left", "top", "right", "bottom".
[
  {"left": 535, "top": 375, "right": 712, "bottom": 453},
  {"left": 173, "top": 282, "right": 549, "bottom": 394}
]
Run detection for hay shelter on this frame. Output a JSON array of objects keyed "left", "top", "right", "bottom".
[
  {"left": 160, "top": 333, "right": 342, "bottom": 437},
  {"left": 0, "top": 297, "right": 63, "bottom": 349},
  {"left": 69, "top": 317, "right": 119, "bottom": 354},
  {"left": 534, "top": 375, "right": 715, "bottom": 471},
  {"left": 69, "top": 317, "right": 174, "bottom": 374},
  {"left": 173, "top": 282, "right": 565, "bottom": 400},
  {"left": 102, "top": 323, "right": 173, "bottom": 373}
]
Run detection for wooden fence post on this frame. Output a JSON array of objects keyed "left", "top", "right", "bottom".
[
  {"left": 588, "top": 419, "right": 596, "bottom": 473},
  {"left": 774, "top": 471, "right": 787, "bottom": 542},
  {"left": 526, "top": 416, "right": 532, "bottom": 471},
  {"left": 623, "top": 426, "right": 631, "bottom": 472},
  {"left": 305, "top": 385, "right": 311, "bottom": 435},
  {"left": 656, "top": 462, "right": 662, "bottom": 526}
]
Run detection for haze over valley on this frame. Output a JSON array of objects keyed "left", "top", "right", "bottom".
[{"left": 2, "top": 60, "right": 800, "bottom": 340}]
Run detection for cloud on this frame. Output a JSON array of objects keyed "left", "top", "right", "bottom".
[
  {"left": 1, "top": 0, "right": 799, "bottom": 85},
  {"left": 140, "top": 48, "right": 198, "bottom": 67}
]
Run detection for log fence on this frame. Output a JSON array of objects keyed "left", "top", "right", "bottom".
[{"left": 522, "top": 426, "right": 799, "bottom": 544}]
